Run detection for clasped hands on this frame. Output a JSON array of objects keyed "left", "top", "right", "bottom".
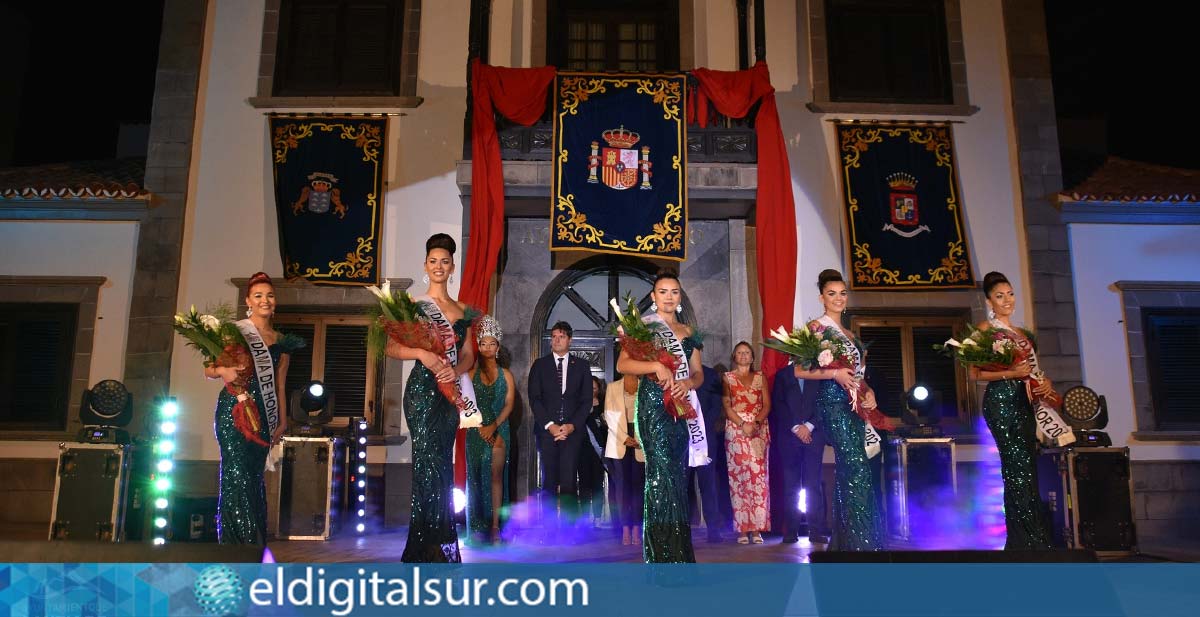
[
  {"left": 420, "top": 351, "right": 456, "bottom": 383},
  {"left": 650, "top": 362, "right": 690, "bottom": 400},
  {"left": 547, "top": 422, "right": 575, "bottom": 441}
]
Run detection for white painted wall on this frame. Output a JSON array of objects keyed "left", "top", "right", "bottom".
[
  {"left": 0, "top": 220, "right": 139, "bottom": 457},
  {"left": 1069, "top": 223, "right": 1200, "bottom": 460}
]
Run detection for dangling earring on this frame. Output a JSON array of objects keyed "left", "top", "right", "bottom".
[
  {"left": 422, "top": 274, "right": 430, "bottom": 285},
  {"left": 246, "top": 306, "right": 253, "bottom": 318},
  {"left": 650, "top": 302, "right": 658, "bottom": 312},
  {"left": 675, "top": 304, "right": 682, "bottom": 314},
  {"left": 449, "top": 274, "right": 455, "bottom": 284},
  {"left": 987, "top": 307, "right": 996, "bottom": 320}
]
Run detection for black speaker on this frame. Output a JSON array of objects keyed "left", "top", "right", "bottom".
[
  {"left": 0, "top": 540, "right": 265, "bottom": 563},
  {"left": 811, "top": 549, "right": 1097, "bottom": 562}
]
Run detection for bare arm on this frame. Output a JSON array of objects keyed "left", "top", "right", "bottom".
[
  {"left": 757, "top": 373, "right": 771, "bottom": 422},
  {"left": 496, "top": 369, "right": 515, "bottom": 426},
  {"left": 616, "top": 347, "right": 668, "bottom": 379},
  {"left": 969, "top": 322, "right": 1031, "bottom": 383}
]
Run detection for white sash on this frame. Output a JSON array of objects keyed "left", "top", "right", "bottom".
[
  {"left": 235, "top": 319, "right": 279, "bottom": 437},
  {"left": 415, "top": 296, "right": 482, "bottom": 428},
  {"left": 818, "top": 316, "right": 881, "bottom": 459},
  {"left": 644, "top": 313, "right": 710, "bottom": 467},
  {"left": 989, "top": 319, "right": 1076, "bottom": 447}
]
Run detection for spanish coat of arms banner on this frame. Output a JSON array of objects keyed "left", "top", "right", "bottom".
[
  {"left": 269, "top": 115, "right": 386, "bottom": 285},
  {"left": 834, "top": 122, "right": 975, "bottom": 290},
  {"left": 551, "top": 73, "right": 687, "bottom": 260}
]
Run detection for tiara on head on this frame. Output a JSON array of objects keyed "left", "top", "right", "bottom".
[{"left": 476, "top": 314, "right": 503, "bottom": 344}]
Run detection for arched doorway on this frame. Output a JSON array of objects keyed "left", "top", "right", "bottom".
[{"left": 529, "top": 256, "right": 695, "bottom": 383}]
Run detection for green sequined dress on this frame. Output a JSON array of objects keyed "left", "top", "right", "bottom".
[
  {"left": 215, "top": 336, "right": 302, "bottom": 545},
  {"left": 401, "top": 316, "right": 473, "bottom": 563},
  {"left": 637, "top": 335, "right": 700, "bottom": 563},
  {"left": 983, "top": 378, "right": 1053, "bottom": 550},
  {"left": 465, "top": 366, "right": 510, "bottom": 540},
  {"left": 817, "top": 379, "right": 884, "bottom": 552}
]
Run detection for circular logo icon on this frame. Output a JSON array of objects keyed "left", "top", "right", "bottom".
[{"left": 193, "top": 564, "right": 246, "bottom": 617}]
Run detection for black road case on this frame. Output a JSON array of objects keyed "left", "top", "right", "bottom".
[
  {"left": 49, "top": 442, "right": 133, "bottom": 541},
  {"left": 273, "top": 436, "right": 346, "bottom": 540},
  {"left": 1038, "top": 446, "right": 1137, "bottom": 557}
]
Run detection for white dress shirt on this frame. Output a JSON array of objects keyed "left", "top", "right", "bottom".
[{"left": 545, "top": 352, "right": 571, "bottom": 430}]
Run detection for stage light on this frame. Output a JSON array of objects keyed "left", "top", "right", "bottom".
[
  {"left": 151, "top": 396, "right": 179, "bottom": 543},
  {"left": 356, "top": 523, "right": 365, "bottom": 533},
  {"left": 358, "top": 451, "right": 366, "bottom": 459},
  {"left": 358, "top": 480, "right": 366, "bottom": 488},
  {"left": 798, "top": 488, "right": 807, "bottom": 514},
  {"left": 358, "top": 465, "right": 366, "bottom": 474},
  {"left": 358, "top": 437, "right": 366, "bottom": 445},
  {"left": 359, "top": 421, "right": 368, "bottom": 431},
  {"left": 80, "top": 379, "right": 134, "bottom": 431},
  {"left": 351, "top": 416, "right": 369, "bottom": 535},
  {"left": 152, "top": 537, "right": 166, "bottom": 546},
  {"left": 358, "top": 495, "right": 365, "bottom": 503},
  {"left": 358, "top": 509, "right": 365, "bottom": 517},
  {"left": 1061, "top": 385, "right": 1111, "bottom": 446},
  {"left": 453, "top": 488, "right": 467, "bottom": 514},
  {"left": 290, "top": 380, "right": 334, "bottom": 428},
  {"left": 901, "top": 384, "right": 943, "bottom": 437}
]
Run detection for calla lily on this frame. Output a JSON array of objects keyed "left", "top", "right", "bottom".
[
  {"left": 366, "top": 284, "right": 387, "bottom": 301},
  {"left": 770, "top": 326, "right": 791, "bottom": 342},
  {"left": 943, "top": 338, "right": 962, "bottom": 348},
  {"left": 610, "top": 298, "right": 625, "bottom": 319},
  {"left": 962, "top": 338, "right": 978, "bottom": 347}
]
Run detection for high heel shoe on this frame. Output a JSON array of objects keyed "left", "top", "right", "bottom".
[{"left": 751, "top": 532, "right": 764, "bottom": 544}]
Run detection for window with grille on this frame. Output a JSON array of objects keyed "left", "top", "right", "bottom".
[
  {"left": 274, "top": 0, "right": 406, "bottom": 96},
  {"left": 824, "top": 0, "right": 953, "bottom": 104},
  {"left": 1144, "top": 309, "right": 1200, "bottom": 430},
  {"left": 0, "top": 303, "right": 77, "bottom": 431},
  {"left": 274, "top": 314, "right": 380, "bottom": 429},
  {"left": 850, "top": 314, "right": 974, "bottom": 431},
  {"left": 550, "top": 0, "right": 679, "bottom": 72}
]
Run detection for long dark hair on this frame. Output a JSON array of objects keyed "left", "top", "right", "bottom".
[
  {"left": 983, "top": 271, "right": 1010, "bottom": 295},
  {"left": 425, "top": 233, "right": 456, "bottom": 257},
  {"left": 817, "top": 268, "right": 845, "bottom": 292}
]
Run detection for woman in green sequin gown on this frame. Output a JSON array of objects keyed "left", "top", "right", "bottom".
[
  {"left": 466, "top": 315, "right": 513, "bottom": 544},
  {"left": 973, "top": 272, "right": 1053, "bottom": 550},
  {"left": 794, "top": 270, "right": 884, "bottom": 551},
  {"left": 207, "top": 273, "right": 298, "bottom": 545},
  {"left": 386, "top": 234, "right": 476, "bottom": 562},
  {"left": 616, "top": 270, "right": 703, "bottom": 563}
]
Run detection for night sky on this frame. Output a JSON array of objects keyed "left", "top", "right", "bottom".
[{"left": 1, "top": 1, "right": 1195, "bottom": 181}]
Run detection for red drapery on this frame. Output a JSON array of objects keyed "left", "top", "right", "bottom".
[
  {"left": 457, "top": 60, "right": 555, "bottom": 486},
  {"left": 691, "top": 62, "right": 798, "bottom": 388}
]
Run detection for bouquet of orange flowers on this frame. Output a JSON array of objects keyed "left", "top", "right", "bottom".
[
  {"left": 366, "top": 281, "right": 475, "bottom": 414},
  {"left": 610, "top": 295, "right": 697, "bottom": 420},
  {"left": 173, "top": 305, "right": 269, "bottom": 446}
]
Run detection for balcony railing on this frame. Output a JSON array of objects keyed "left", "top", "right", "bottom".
[{"left": 490, "top": 73, "right": 758, "bottom": 164}]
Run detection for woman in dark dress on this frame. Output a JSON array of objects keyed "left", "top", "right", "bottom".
[
  {"left": 616, "top": 269, "right": 704, "bottom": 563},
  {"left": 972, "top": 271, "right": 1054, "bottom": 550},
  {"left": 385, "top": 234, "right": 476, "bottom": 562},
  {"left": 206, "top": 272, "right": 301, "bottom": 544}
]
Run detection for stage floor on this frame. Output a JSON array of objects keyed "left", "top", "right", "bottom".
[{"left": 266, "top": 528, "right": 820, "bottom": 563}]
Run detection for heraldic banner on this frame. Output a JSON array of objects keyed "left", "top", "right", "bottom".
[
  {"left": 835, "top": 122, "right": 976, "bottom": 290},
  {"left": 270, "top": 115, "right": 386, "bottom": 285},
  {"left": 551, "top": 73, "right": 687, "bottom": 260}
]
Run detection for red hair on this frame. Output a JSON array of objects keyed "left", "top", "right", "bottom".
[{"left": 247, "top": 272, "right": 273, "bottom": 290}]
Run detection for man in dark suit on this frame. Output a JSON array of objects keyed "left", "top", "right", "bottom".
[
  {"left": 528, "top": 321, "right": 593, "bottom": 538},
  {"left": 688, "top": 363, "right": 729, "bottom": 542},
  {"left": 772, "top": 364, "right": 830, "bottom": 545}
]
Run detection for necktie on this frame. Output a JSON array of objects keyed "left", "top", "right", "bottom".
[{"left": 556, "top": 357, "right": 565, "bottom": 421}]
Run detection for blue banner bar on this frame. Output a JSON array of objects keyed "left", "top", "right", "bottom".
[{"left": 1, "top": 563, "right": 1197, "bottom": 617}]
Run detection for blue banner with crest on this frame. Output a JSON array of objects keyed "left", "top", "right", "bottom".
[
  {"left": 835, "top": 122, "right": 976, "bottom": 290},
  {"left": 270, "top": 115, "right": 386, "bottom": 285},
  {"left": 552, "top": 73, "right": 687, "bottom": 260}
]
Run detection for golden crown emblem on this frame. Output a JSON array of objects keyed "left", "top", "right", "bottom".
[
  {"left": 887, "top": 172, "right": 917, "bottom": 190},
  {"left": 602, "top": 126, "right": 640, "bottom": 149}
]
